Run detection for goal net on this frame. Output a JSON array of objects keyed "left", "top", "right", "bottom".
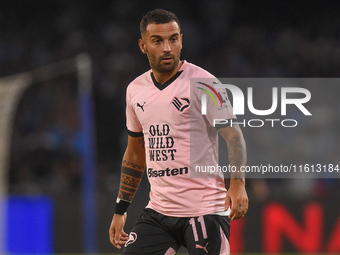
[{"left": 0, "top": 54, "right": 96, "bottom": 253}]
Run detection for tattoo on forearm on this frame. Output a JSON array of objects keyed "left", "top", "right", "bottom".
[
  {"left": 138, "top": 137, "right": 145, "bottom": 148},
  {"left": 118, "top": 165, "right": 144, "bottom": 201},
  {"left": 122, "top": 160, "right": 145, "bottom": 170},
  {"left": 228, "top": 136, "right": 246, "bottom": 181},
  {"left": 228, "top": 137, "right": 246, "bottom": 168},
  {"left": 119, "top": 173, "right": 140, "bottom": 201},
  {"left": 232, "top": 172, "right": 245, "bottom": 182}
]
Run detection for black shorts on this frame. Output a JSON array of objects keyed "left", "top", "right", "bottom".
[{"left": 123, "top": 208, "right": 230, "bottom": 255}]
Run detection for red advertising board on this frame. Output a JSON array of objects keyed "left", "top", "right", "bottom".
[{"left": 230, "top": 201, "right": 340, "bottom": 253}]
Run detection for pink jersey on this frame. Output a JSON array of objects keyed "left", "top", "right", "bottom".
[{"left": 126, "top": 61, "right": 235, "bottom": 217}]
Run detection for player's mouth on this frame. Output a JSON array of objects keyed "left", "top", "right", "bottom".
[{"left": 161, "top": 55, "right": 174, "bottom": 63}]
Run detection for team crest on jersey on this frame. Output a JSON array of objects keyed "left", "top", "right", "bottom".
[
  {"left": 125, "top": 232, "right": 137, "bottom": 247},
  {"left": 172, "top": 97, "right": 190, "bottom": 112}
]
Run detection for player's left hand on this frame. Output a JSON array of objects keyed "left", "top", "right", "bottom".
[{"left": 225, "top": 183, "right": 248, "bottom": 221}]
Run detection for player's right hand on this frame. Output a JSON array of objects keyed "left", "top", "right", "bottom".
[
  {"left": 109, "top": 213, "right": 128, "bottom": 249},
  {"left": 225, "top": 182, "right": 248, "bottom": 221}
]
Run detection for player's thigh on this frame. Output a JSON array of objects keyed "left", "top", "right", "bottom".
[
  {"left": 123, "top": 209, "right": 179, "bottom": 255},
  {"left": 184, "top": 215, "right": 230, "bottom": 255}
]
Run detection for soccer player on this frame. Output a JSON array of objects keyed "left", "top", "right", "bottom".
[{"left": 109, "top": 9, "right": 248, "bottom": 255}]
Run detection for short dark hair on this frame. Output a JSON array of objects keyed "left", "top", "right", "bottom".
[{"left": 140, "top": 9, "right": 180, "bottom": 36}]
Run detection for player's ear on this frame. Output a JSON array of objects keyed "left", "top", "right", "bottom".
[
  {"left": 139, "top": 39, "right": 147, "bottom": 54},
  {"left": 180, "top": 33, "right": 183, "bottom": 49}
]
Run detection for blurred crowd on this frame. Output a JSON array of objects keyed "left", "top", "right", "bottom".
[{"left": 1, "top": 1, "right": 340, "bottom": 201}]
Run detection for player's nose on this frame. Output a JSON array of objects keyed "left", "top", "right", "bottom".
[{"left": 163, "top": 40, "right": 171, "bottom": 52}]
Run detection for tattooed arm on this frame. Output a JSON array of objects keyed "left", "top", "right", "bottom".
[
  {"left": 118, "top": 135, "right": 146, "bottom": 203},
  {"left": 218, "top": 124, "right": 248, "bottom": 221},
  {"left": 110, "top": 135, "right": 146, "bottom": 249}
]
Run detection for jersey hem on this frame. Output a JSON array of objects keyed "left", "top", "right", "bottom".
[{"left": 145, "top": 204, "right": 230, "bottom": 217}]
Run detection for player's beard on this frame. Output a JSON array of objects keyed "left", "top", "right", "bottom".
[{"left": 147, "top": 50, "right": 181, "bottom": 73}]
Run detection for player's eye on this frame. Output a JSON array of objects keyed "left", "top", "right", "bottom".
[
  {"left": 153, "top": 39, "right": 161, "bottom": 44},
  {"left": 170, "top": 37, "right": 178, "bottom": 42}
]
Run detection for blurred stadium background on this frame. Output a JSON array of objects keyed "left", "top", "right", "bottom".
[{"left": 0, "top": 0, "right": 340, "bottom": 254}]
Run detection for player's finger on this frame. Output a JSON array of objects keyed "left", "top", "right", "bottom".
[
  {"left": 119, "top": 230, "right": 128, "bottom": 243},
  {"left": 119, "top": 237, "right": 128, "bottom": 243},
  {"left": 225, "top": 194, "right": 232, "bottom": 210},
  {"left": 233, "top": 203, "right": 248, "bottom": 220},
  {"left": 232, "top": 212, "right": 242, "bottom": 220},
  {"left": 224, "top": 201, "right": 230, "bottom": 210},
  {"left": 239, "top": 201, "right": 248, "bottom": 216},
  {"left": 109, "top": 229, "right": 120, "bottom": 249},
  {"left": 231, "top": 202, "right": 242, "bottom": 220},
  {"left": 229, "top": 207, "right": 236, "bottom": 220},
  {"left": 109, "top": 227, "right": 115, "bottom": 244},
  {"left": 113, "top": 228, "right": 123, "bottom": 249}
]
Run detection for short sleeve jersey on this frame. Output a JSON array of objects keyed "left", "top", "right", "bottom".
[{"left": 126, "top": 61, "right": 235, "bottom": 217}]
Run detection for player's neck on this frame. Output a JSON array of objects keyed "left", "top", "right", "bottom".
[{"left": 152, "top": 61, "right": 183, "bottom": 85}]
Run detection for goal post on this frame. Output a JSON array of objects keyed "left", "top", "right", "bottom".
[
  {"left": 0, "top": 73, "right": 32, "bottom": 201},
  {"left": 0, "top": 53, "right": 97, "bottom": 253},
  {"left": 77, "top": 54, "right": 97, "bottom": 253},
  {"left": 0, "top": 73, "right": 32, "bottom": 254}
]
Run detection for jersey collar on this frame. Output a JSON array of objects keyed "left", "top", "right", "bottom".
[{"left": 151, "top": 71, "right": 183, "bottom": 91}]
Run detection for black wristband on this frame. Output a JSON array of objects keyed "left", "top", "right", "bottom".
[{"left": 114, "top": 199, "right": 131, "bottom": 215}]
